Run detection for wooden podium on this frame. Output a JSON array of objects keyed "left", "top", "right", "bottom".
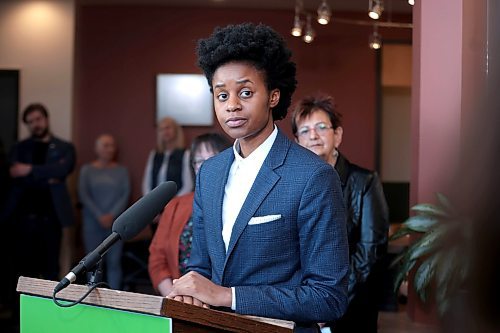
[{"left": 17, "top": 276, "right": 294, "bottom": 332}]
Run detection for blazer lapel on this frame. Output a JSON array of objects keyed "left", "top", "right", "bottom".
[
  {"left": 211, "top": 150, "right": 234, "bottom": 276},
  {"left": 223, "top": 130, "right": 290, "bottom": 270}
]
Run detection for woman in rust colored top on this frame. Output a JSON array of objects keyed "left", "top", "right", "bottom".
[{"left": 148, "top": 133, "right": 229, "bottom": 296}]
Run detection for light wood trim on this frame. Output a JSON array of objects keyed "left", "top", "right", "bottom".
[{"left": 17, "top": 276, "right": 166, "bottom": 315}]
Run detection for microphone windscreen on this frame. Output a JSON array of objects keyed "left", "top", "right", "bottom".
[{"left": 112, "top": 181, "right": 177, "bottom": 241}]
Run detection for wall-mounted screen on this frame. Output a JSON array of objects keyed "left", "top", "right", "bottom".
[{"left": 156, "top": 74, "right": 213, "bottom": 126}]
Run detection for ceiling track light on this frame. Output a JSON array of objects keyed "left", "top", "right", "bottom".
[
  {"left": 317, "top": 0, "right": 332, "bottom": 25},
  {"left": 368, "top": 0, "right": 384, "bottom": 20},
  {"left": 369, "top": 26, "right": 382, "bottom": 49},
  {"left": 288, "top": 0, "right": 409, "bottom": 45},
  {"left": 303, "top": 14, "right": 315, "bottom": 44},
  {"left": 291, "top": 5, "right": 303, "bottom": 37},
  {"left": 408, "top": 0, "right": 415, "bottom": 5}
]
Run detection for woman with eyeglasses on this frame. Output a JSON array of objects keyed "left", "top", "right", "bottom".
[
  {"left": 292, "top": 95, "right": 389, "bottom": 333},
  {"left": 148, "top": 133, "right": 230, "bottom": 297}
]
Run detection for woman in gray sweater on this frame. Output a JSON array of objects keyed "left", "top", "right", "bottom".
[{"left": 78, "top": 134, "right": 130, "bottom": 289}]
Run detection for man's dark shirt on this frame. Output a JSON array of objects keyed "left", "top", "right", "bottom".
[{"left": 24, "top": 140, "right": 53, "bottom": 216}]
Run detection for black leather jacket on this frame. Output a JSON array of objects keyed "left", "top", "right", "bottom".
[{"left": 335, "top": 153, "right": 389, "bottom": 302}]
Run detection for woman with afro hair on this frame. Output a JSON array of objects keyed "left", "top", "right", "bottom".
[{"left": 167, "top": 23, "right": 349, "bottom": 331}]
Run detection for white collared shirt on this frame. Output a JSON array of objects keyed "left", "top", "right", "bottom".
[
  {"left": 222, "top": 126, "right": 278, "bottom": 311},
  {"left": 222, "top": 126, "right": 278, "bottom": 252}
]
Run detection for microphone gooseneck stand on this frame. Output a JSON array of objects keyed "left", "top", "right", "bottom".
[
  {"left": 51, "top": 181, "right": 179, "bottom": 308},
  {"left": 52, "top": 260, "right": 110, "bottom": 308}
]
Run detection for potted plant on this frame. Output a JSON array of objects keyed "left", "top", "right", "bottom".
[{"left": 391, "top": 193, "right": 471, "bottom": 316}]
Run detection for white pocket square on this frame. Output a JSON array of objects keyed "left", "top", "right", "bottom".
[{"left": 248, "top": 214, "right": 282, "bottom": 225}]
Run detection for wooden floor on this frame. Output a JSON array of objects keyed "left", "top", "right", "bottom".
[{"left": 379, "top": 306, "right": 438, "bottom": 333}]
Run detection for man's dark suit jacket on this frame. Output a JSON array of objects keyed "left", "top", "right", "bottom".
[{"left": 5, "top": 135, "right": 75, "bottom": 227}]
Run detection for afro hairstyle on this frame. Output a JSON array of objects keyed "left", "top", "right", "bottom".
[{"left": 197, "top": 23, "right": 297, "bottom": 121}]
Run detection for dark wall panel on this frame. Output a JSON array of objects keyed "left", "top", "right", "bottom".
[{"left": 74, "top": 5, "right": 411, "bottom": 199}]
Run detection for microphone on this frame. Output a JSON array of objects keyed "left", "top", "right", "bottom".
[{"left": 54, "top": 181, "right": 177, "bottom": 294}]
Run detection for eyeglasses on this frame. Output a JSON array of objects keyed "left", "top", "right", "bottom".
[{"left": 296, "top": 123, "right": 334, "bottom": 137}]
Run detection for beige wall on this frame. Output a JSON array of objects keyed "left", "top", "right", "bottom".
[
  {"left": 381, "top": 87, "right": 411, "bottom": 182},
  {"left": 382, "top": 44, "right": 412, "bottom": 87},
  {"left": 0, "top": 0, "right": 74, "bottom": 141},
  {"left": 381, "top": 44, "right": 412, "bottom": 182}
]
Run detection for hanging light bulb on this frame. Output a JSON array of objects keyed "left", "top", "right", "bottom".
[
  {"left": 368, "top": 0, "right": 384, "bottom": 20},
  {"left": 317, "top": 0, "right": 331, "bottom": 25},
  {"left": 369, "top": 26, "right": 382, "bottom": 50},
  {"left": 408, "top": 0, "right": 415, "bottom": 5},
  {"left": 291, "top": 8, "right": 302, "bottom": 36},
  {"left": 303, "top": 14, "right": 315, "bottom": 43}
]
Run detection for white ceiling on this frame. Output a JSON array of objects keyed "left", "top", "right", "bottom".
[{"left": 77, "top": 0, "right": 413, "bottom": 14}]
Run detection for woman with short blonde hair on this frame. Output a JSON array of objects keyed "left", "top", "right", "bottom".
[{"left": 142, "top": 117, "right": 193, "bottom": 196}]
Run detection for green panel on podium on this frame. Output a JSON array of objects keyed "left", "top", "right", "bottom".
[{"left": 20, "top": 294, "right": 171, "bottom": 333}]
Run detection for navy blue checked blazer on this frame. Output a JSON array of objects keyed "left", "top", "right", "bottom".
[{"left": 188, "top": 129, "right": 348, "bottom": 324}]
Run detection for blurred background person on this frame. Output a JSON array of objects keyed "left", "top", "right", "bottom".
[
  {"left": 78, "top": 134, "right": 130, "bottom": 289},
  {"left": 0, "top": 139, "right": 9, "bottom": 216},
  {"left": 5, "top": 103, "right": 76, "bottom": 282},
  {"left": 0, "top": 138, "right": 15, "bottom": 319},
  {"left": 292, "top": 95, "right": 389, "bottom": 333},
  {"left": 142, "top": 116, "right": 193, "bottom": 197},
  {"left": 148, "top": 133, "right": 230, "bottom": 296}
]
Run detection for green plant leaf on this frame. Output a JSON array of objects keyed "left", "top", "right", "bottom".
[
  {"left": 408, "top": 244, "right": 436, "bottom": 260},
  {"left": 435, "top": 247, "right": 469, "bottom": 318},
  {"left": 390, "top": 251, "right": 409, "bottom": 268},
  {"left": 403, "top": 215, "right": 440, "bottom": 233},
  {"left": 411, "top": 203, "right": 449, "bottom": 218},
  {"left": 437, "top": 297, "right": 450, "bottom": 316},
  {"left": 459, "top": 253, "right": 470, "bottom": 282},
  {"left": 435, "top": 247, "right": 457, "bottom": 288},
  {"left": 436, "top": 281, "right": 447, "bottom": 310},
  {"left": 390, "top": 252, "right": 404, "bottom": 267},
  {"left": 436, "top": 192, "right": 455, "bottom": 214},
  {"left": 391, "top": 193, "right": 470, "bottom": 318},
  {"left": 436, "top": 271, "right": 452, "bottom": 316},
  {"left": 408, "top": 241, "right": 436, "bottom": 261},
  {"left": 414, "top": 256, "right": 438, "bottom": 303},
  {"left": 389, "top": 226, "right": 413, "bottom": 240},
  {"left": 393, "top": 258, "right": 416, "bottom": 293},
  {"left": 407, "top": 225, "right": 447, "bottom": 261}
]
